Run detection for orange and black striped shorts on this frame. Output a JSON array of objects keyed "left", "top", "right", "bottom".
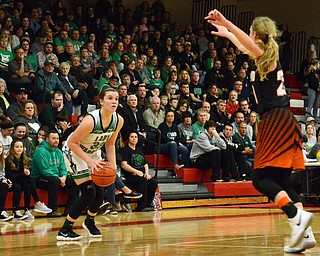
[{"left": 254, "top": 107, "right": 304, "bottom": 170}]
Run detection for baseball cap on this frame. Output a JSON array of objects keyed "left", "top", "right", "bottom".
[
  {"left": 109, "top": 75, "right": 119, "bottom": 81},
  {"left": 306, "top": 117, "right": 315, "bottom": 122},
  {"left": 44, "top": 60, "right": 55, "bottom": 66},
  {"left": 16, "top": 87, "right": 29, "bottom": 94}
]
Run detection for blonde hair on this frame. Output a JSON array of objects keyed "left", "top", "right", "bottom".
[
  {"left": 251, "top": 16, "right": 279, "bottom": 80},
  {"left": 307, "top": 58, "right": 319, "bottom": 75}
]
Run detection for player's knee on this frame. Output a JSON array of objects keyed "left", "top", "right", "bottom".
[{"left": 80, "top": 180, "right": 96, "bottom": 202}]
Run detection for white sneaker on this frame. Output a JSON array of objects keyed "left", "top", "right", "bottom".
[
  {"left": 13, "top": 210, "right": 28, "bottom": 220},
  {"left": 34, "top": 202, "right": 52, "bottom": 214},
  {"left": 24, "top": 210, "right": 35, "bottom": 220},
  {"left": 0, "top": 211, "right": 13, "bottom": 222},
  {"left": 288, "top": 209, "right": 313, "bottom": 247},
  {"left": 284, "top": 227, "right": 317, "bottom": 253}
]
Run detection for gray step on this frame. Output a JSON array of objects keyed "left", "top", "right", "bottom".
[
  {"left": 161, "top": 192, "right": 214, "bottom": 200},
  {"left": 158, "top": 183, "right": 198, "bottom": 193},
  {"left": 149, "top": 168, "right": 172, "bottom": 177}
]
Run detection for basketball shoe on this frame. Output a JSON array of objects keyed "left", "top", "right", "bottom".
[{"left": 284, "top": 226, "right": 317, "bottom": 253}]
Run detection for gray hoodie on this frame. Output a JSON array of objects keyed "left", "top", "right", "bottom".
[{"left": 190, "top": 129, "right": 226, "bottom": 160}]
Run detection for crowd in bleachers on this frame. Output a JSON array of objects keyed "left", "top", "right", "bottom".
[{"left": 0, "top": 0, "right": 317, "bottom": 221}]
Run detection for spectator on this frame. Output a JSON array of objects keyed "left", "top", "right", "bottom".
[
  {"left": 8, "top": 47, "right": 35, "bottom": 92},
  {"left": 232, "top": 121, "right": 254, "bottom": 180},
  {"left": 158, "top": 110, "right": 188, "bottom": 169},
  {"left": 5, "top": 140, "right": 52, "bottom": 219},
  {"left": 136, "top": 85, "right": 149, "bottom": 112},
  {"left": 142, "top": 96, "right": 165, "bottom": 130},
  {"left": 30, "top": 126, "right": 49, "bottom": 152},
  {"left": 247, "top": 111, "right": 259, "bottom": 143},
  {"left": 211, "top": 99, "right": 229, "bottom": 133},
  {"left": 0, "top": 78, "right": 13, "bottom": 116},
  {"left": 12, "top": 122, "right": 33, "bottom": 158},
  {"left": 36, "top": 41, "right": 58, "bottom": 70},
  {"left": 204, "top": 59, "right": 226, "bottom": 95},
  {"left": 15, "top": 100, "right": 41, "bottom": 138},
  {"left": 192, "top": 109, "right": 207, "bottom": 139},
  {"left": 204, "top": 83, "right": 222, "bottom": 108},
  {"left": 38, "top": 91, "right": 68, "bottom": 130},
  {"left": 190, "top": 120, "right": 226, "bottom": 182},
  {"left": 58, "top": 42, "right": 76, "bottom": 63},
  {"left": 0, "top": 37, "right": 13, "bottom": 80},
  {"left": 306, "top": 59, "right": 320, "bottom": 118},
  {"left": 58, "top": 62, "right": 88, "bottom": 115},
  {"left": 6, "top": 87, "right": 29, "bottom": 122},
  {"left": 120, "top": 131, "right": 158, "bottom": 212},
  {"left": 0, "top": 141, "right": 16, "bottom": 221},
  {"left": 226, "top": 90, "right": 239, "bottom": 116},
  {"left": 20, "top": 39, "right": 38, "bottom": 71},
  {"left": 0, "top": 117, "right": 14, "bottom": 156},
  {"left": 239, "top": 98, "right": 251, "bottom": 121},
  {"left": 177, "top": 111, "right": 195, "bottom": 152},
  {"left": 174, "top": 99, "right": 189, "bottom": 125},
  {"left": 53, "top": 29, "right": 71, "bottom": 55},
  {"left": 32, "top": 130, "right": 79, "bottom": 217},
  {"left": 33, "top": 60, "right": 70, "bottom": 104},
  {"left": 69, "top": 54, "right": 95, "bottom": 101}
]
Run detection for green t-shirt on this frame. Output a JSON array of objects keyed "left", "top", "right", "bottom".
[
  {"left": 149, "top": 78, "right": 164, "bottom": 90},
  {"left": 71, "top": 40, "right": 83, "bottom": 55},
  {"left": 0, "top": 49, "right": 13, "bottom": 72},
  {"left": 53, "top": 36, "right": 72, "bottom": 52},
  {"left": 105, "top": 31, "right": 117, "bottom": 43},
  {"left": 192, "top": 122, "right": 205, "bottom": 139}
]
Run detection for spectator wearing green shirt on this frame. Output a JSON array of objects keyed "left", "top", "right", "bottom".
[
  {"left": 53, "top": 29, "right": 72, "bottom": 55},
  {"left": 21, "top": 39, "right": 38, "bottom": 71},
  {"left": 192, "top": 109, "right": 207, "bottom": 139},
  {"left": 70, "top": 29, "right": 83, "bottom": 55},
  {"left": 0, "top": 37, "right": 13, "bottom": 79},
  {"left": 149, "top": 68, "right": 164, "bottom": 90}
]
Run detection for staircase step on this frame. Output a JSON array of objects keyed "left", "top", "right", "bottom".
[
  {"left": 158, "top": 183, "right": 198, "bottom": 193},
  {"left": 161, "top": 192, "right": 214, "bottom": 200},
  {"left": 156, "top": 177, "right": 183, "bottom": 183}
]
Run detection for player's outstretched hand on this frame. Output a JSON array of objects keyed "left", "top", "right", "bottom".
[
  {"left": 204, "top": 9, "right": 228, "bottom": 26},
  {"left": 87, "top": 159, "right": 106, "bottom": 173}
]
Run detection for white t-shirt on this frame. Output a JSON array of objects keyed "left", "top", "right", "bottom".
[{"left": 0, "top": 133, "right": 12, "bottom": 156}]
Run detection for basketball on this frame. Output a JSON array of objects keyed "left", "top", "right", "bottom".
[{"left": 91, "top": 162, "right": 116, "bottom": 187}]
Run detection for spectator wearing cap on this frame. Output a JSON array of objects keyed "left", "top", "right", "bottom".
[
  {"left": 301, "top": 116, "right": 318, "bottom": 137},
  {"left": 43, "top": 10, "right": 61, "bottom": 33},
  {"left": 0, "top": 78, "right": 13, "bottom": 117},
  {"left": 33, "top": 60, "right": 71, "bottom": 104},
  {"left": 31, "top": 31, "right": 47, "bottom": 53},
  {"left": 102, "top": 75, "right": 119, "bottom": 91},
  {"left": 6, "top": 86, "right": 29, "bottom": 121},
  {"left": 181, "top": 41, "right": 197, "bottom": 71},
  {"left": 58, "top": 62, "right": 88, "bottom": 115},
  {"left": 8, "top": 47, "right": 35, "bottom": 93}
]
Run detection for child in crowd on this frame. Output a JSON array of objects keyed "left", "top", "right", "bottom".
[
  {"left": 0, "top": 141, "right": 15, "bottom": 221},
  {"left": 160, "top": 94, "right": 168, "bottom": 111},
  {"left": 0, "top": 117, "right": 14, "bottom": 156},
  {"left": 149, "top": 68, "right": 164, "bottom": 90},
  {"left": 5, "top": 140, "right": 52, "bottom": 219}
]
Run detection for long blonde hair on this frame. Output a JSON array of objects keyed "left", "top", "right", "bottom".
[{"left": 251, "top": 16, "right": 279, "bottom": 80}]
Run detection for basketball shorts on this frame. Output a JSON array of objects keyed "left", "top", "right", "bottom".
[{"left": 63, "top": 147, "right": 101, "bottom": 180}]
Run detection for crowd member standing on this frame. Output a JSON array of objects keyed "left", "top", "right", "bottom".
[
  {"left": 57, "top": 88, "right": 123, "bottom": 240},
  {"left": 205, "top": 10, "right": 315, "bottom": 253}
]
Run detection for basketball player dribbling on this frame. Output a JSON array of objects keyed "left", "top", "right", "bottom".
[
  {"left": 205, "top": 10, "right": 316, "bottom": 253},
  {"left": 57, "top": 87, "right": 123, "bottom": 240}
]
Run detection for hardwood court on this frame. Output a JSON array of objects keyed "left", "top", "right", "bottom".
[{"left": 1, "top": 205, "right": 319, "bottom": 255}]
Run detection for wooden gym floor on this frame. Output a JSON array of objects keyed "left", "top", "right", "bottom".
[{"left": 1, "top": 205, "right": 319, "bottom": 256}]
